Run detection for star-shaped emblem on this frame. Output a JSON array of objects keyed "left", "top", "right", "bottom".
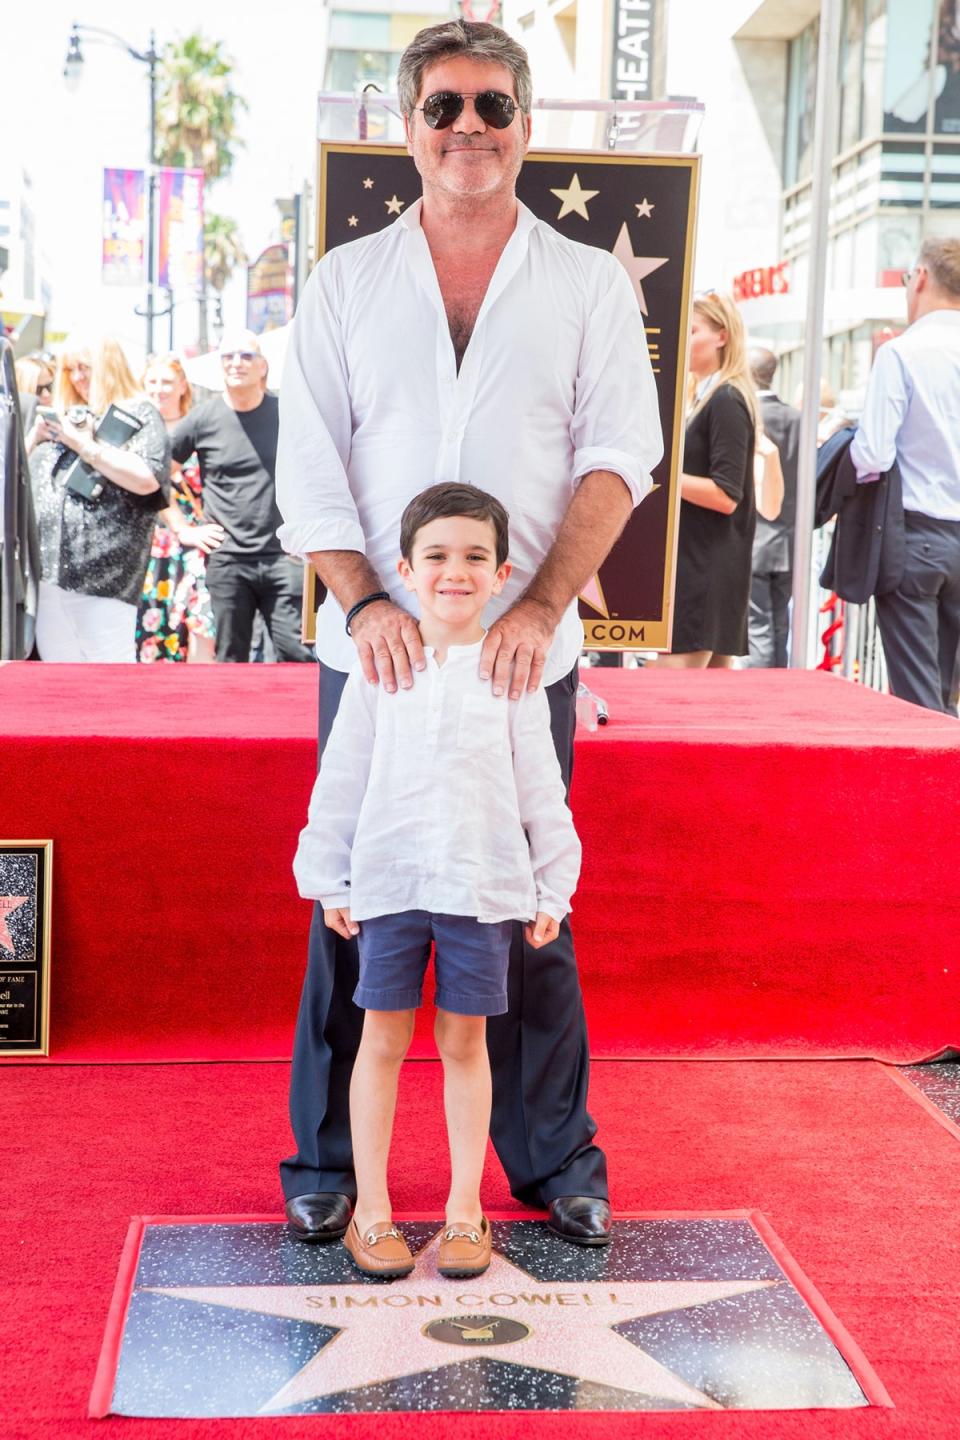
[
  {"left": 611, "top": 222, "right": 668, "bottom": 315},
  {"left": 362, "top": 178, "right": 374, "bottom": 189},
  {"left": 384, "top": 195, "right": 405, "bottom": 216},
  {"left": 580, "top": 574, "right": 609, "bottom": 618},
  {"left": 148, "top": 1230, "right": 774, "bottom": 1412},
  {"left": 549, "top": 172, "right": 599, "bottom": 221},
  {"left": 0, "top": 895, "right": 27, "bottom": 955},
  {"left": 635, "top": 198, "right": 655, "bottom": 218},
  {"left": 347, "top": 215, "right": 359, "bottom": 228}
]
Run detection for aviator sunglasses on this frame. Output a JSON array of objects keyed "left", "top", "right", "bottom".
[{"left": 416, "top": 90, "right": 518, "bottom": 130}]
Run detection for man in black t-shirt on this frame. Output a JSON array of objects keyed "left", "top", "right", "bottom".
[{"left": 172, "top": 331, "right": 313, "bottom": 662}]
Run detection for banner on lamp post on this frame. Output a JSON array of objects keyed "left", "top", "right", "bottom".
[
  {"left": 158, "top": 168, "right": 205, "bottom": 291},
  {"left": 101, "top": 168, "right": 145, "bottom": 286}
]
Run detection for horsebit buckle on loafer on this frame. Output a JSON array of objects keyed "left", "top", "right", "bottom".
[
  {"left": 443, "top": 1226, "right": 480, "bottom": 1244},
  {"left": 365, "top": 1226, "right": 403, "bottom": 1246}
]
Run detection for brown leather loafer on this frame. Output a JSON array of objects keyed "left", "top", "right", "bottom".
[
  {"left": 343, "top": 1219, "right": 414, "bottom": 1277},
  {"left": 437, "top": 1217, "right": 492, "bottom": 1278}
]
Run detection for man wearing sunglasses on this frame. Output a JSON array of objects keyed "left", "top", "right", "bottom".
[
  {"left": 277, "top": 20, "right": 661, "bottom": 1246},
  {"left": 171, "top": 330, "right": 313, "bottom": 663}
]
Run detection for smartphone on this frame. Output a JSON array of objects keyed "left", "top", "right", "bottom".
[{"left": 37, "top": 406, "right": 59, "bottom": 424}]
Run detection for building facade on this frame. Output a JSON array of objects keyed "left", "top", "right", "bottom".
[{"left": 722, "top": 0, "right": 960, "bottom": 396}]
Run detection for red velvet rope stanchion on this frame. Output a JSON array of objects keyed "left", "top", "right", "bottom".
[{"left": 818, "top": 591, "right": 844, "bottom": 672}]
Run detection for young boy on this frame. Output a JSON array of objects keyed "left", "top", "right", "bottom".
[{"left": 293, "top": 482, "right": 581, "bottom": 1279}]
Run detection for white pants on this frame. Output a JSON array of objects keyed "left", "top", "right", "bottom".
[{"left": 35, "top": 582, "right": 137, "bottom": 663}]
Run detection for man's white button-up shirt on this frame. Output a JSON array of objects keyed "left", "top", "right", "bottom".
[
  {"left": 851, "top": 309, "right": 960, "bottom": 518},
  {"left": 293, "top": 640, "right": 581, "bottom": 925},
  {"left": 276, "top": 198, "right": 662, "bottom": 684}
]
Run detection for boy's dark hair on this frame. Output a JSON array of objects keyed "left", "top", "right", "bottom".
[{"left": 400, "top": 483, "right": 510, "bottom": 566}]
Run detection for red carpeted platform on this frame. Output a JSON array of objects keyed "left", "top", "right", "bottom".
[
  {"left": 1, "top": 663, "right": 958, "bottom": 1064},
  {"left": 3, "top": 1057, "right": 960, "bottom": 1438}
]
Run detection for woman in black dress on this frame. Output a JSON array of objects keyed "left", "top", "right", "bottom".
[{"left": 658, "top": 292, "right": 760, "bottom": 668}]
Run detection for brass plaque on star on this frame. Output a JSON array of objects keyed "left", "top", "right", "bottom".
[
  {"left": 303, "top": 141, "right": 699, "bottom": 651},
  {"left": 92, "top": 1215, "right": 889, "bottom": 1417},
  {"left": 0, "top": 840, "right": 52, "bottom": 1056}
]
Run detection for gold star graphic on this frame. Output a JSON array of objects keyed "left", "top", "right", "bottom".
[
  {"left": 148, "top": 1231, "right": 774, "bottom": 1412},
  {"left": 550, "top": 172, "right": 599, "bottom": 221},
  {"left": 611, "top": 223, "right": 668, "bottom": 316},
  {"left": 384, "top": 195, "right": 405, "bottom": 216},
  {"left": 635, "top": 198, "right": 655, "bottom": 218},
  {"left": 347, "top": 215, "right": 359, "bottom": 227},
  {"left": 362, "top": 178, "right": 374, "bottom": 189}
]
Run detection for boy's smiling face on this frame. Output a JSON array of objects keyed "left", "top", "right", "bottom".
[{"left": 398, "top": 513, "right": 511, "bottom": 643}]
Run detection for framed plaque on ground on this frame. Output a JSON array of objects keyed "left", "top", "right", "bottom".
[{"left": 0, "top": 840, "right": 52, "bottom": 1055}]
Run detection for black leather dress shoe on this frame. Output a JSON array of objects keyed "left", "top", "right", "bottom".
[
  {"left": 547, "top": 1196, "right": 612, "bottom": 1246},
  {"left": 285, "top": 1192, "right": 353, "bottom": 1243}
]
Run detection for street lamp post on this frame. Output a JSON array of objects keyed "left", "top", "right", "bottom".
[{"left": 64, "top": 22, "right": 160, "bottom": 356}]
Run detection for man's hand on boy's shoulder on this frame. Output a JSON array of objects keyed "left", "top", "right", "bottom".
[
  {"left": 480, "top": 598, "right": 559, "bottom": 700},
  {"left": 324, "top": 907, "right": 359, "bottom": 939},
  {"left": 524, "top": 912, "right": 560, "bottom": 949},
  {"left": 350, "top": 599, "right": 426, "bottom": 694}
]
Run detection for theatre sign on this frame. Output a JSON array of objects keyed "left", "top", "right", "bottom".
[{"left": 610, "top": 0, "right": 658, "bottom": 103}]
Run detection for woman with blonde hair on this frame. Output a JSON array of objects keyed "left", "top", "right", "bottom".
[
  {"left": 29, "top": 336, "right": 170, "bottom": 661},
  {"left": 136, "top": 353, "right": 222, "bottom": 663},
  {"left": 15, "top": 354, "right": 56, "bottom": 457},
  {"left": 656, "top": 291, "right": 759, "bottom": 668}
]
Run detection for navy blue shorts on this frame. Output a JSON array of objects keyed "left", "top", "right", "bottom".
[{"left": 354, "top": 911, "right": 512, "bottom": 1017}]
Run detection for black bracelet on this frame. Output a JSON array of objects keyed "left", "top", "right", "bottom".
[{"left": 345, "top": 590, "right": 392, "bottom": 635}]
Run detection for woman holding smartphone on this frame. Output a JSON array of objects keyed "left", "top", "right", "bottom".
[{"left": 30, "top": 337, "right": 171, "bottom": 662}]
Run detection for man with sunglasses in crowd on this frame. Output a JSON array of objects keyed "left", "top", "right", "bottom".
[
  {"left": 276, "top": 20, "right": 661, "bottom": 1244},
  {"left": 171, "top": 330, "right": 313, "bottom": 663}
]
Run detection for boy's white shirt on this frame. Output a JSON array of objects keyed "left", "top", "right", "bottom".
[{"left": 293, "top": 638, "right": 581, "bottom": 924}]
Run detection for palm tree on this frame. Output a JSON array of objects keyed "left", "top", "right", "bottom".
[
  {"left": 156, "top": 34, "right": 247, "bottom": 346},
  {"left": 204, "top": 212, "right": 247, "bottom": 332}
]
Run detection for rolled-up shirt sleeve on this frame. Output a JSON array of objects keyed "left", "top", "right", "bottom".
[
  {"left": 276, "top": 257, "right": 366, "bottom": 559},
  {"left": 569, "top": 258, "right": 663, "bottom": 506},
  {"left": 850, "top": 342, "right": 910, "bottom": 480}
]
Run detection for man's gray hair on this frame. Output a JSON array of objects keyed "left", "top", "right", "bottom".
[
  {"left": 748, "top": 346, "right": 778, "bottom": 391},
  {"left": 397, "top": 19, "right": 533, "bottom": 118},
  {"left": 918, "top": 236, "right": 960, "bottom": 298}
]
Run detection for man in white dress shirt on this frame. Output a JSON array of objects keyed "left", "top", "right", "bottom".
[
  {"left": 850, "top": 237, "right": 960, "bottom": 713},
  {"left": 276, "top": 18, "right": 662, "bottom": 1245}
]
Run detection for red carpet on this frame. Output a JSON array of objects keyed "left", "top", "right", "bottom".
[
  {"left": 2, "top": 664, "right": 958, "bottom": 1064},
  {"left": 2, "top": 1057, "right": 959, "bottom": 1436}
]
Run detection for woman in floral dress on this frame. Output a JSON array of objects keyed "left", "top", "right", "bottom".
[{"left": 136, "top": 355, "right": 223, "bottom": 662}]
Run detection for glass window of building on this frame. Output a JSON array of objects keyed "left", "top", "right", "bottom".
[
  {"left": 839, "top": 0, "right": 865, "bottom": 152},
  {"left": 934, "top": 0, "right": 960, "bottom": 134},
  {"left": 884, "top": 0, "right": 937, "bottom": 132}
]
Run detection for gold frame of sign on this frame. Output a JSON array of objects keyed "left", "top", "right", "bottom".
[
  {"left": 300, "top": 142, "right": 700, "bottom": 652},
  {"left": 0, "top": 840, "right": 53, "bottom": 1056}
]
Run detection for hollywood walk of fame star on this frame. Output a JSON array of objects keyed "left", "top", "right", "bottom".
[
  {"left": 147, "top": 1231, "right": 774, "bottom": 1413},
  {"left": 549, "top": 173, "right": 599, "bottom": 221},
  {"left": 611, "top": 222, "right": 669, "bottom": 316},
  {"left": 385, "top": 195, "right": 405, "bottom": 216},
  {"left": 362, "top": 178, "right": 375, "bottom": 189},
  {"left": 0, "top": 896, "right": 27, "bottom": 955},
  {"left": 635, "top": 198, "right": 655, "bottom": 218},
  {"left": 347, "top": 216, "right": 359, "bottom": 227}
]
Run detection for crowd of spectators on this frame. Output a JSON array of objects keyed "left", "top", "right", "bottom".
[{"left": 12, "top": 232, "right": 960, "bottom": 715}]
